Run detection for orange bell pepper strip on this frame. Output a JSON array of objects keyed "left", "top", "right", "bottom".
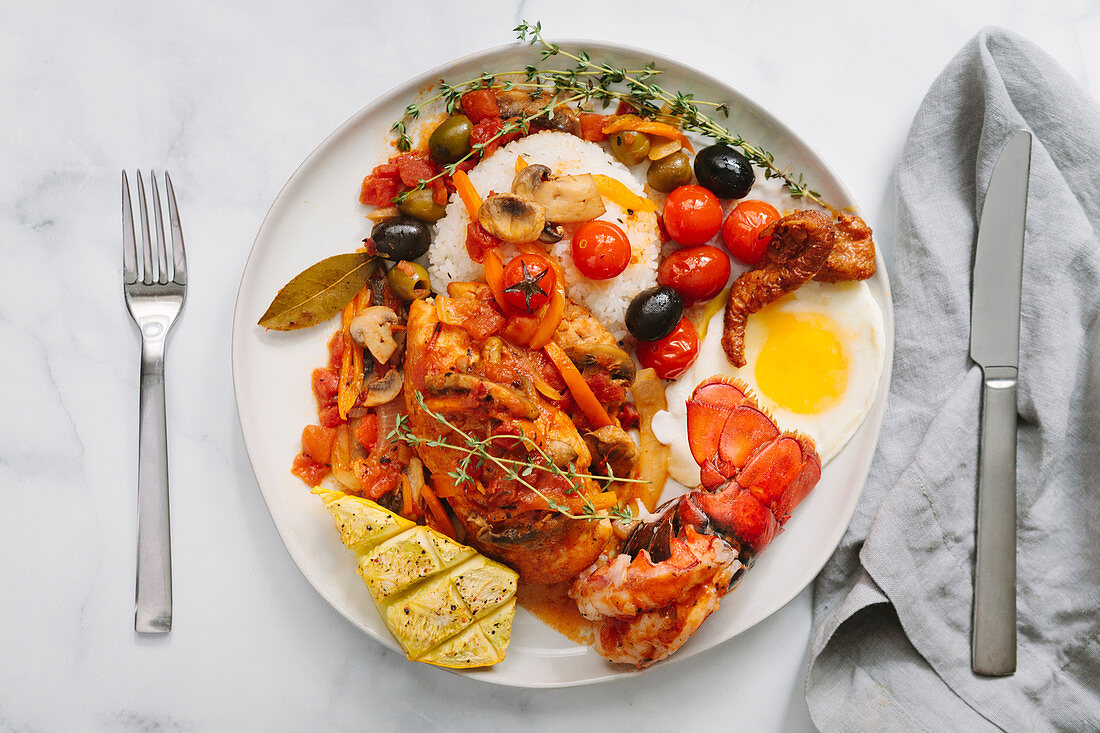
[
  {"left": 452, "top": 169, "right": 482, "bottom": 221},
  {"left": 528, "top": 285, "right": 565, "bottom": 349},
  {"left": 601, "top": 114, "right": 694, "bottom": 152},
  {"left": 543, "top": 341, "right": 613, "bottom": 428},
  {"left": 482, "top": 247, "right": 508, "bottom": 311},
  {"left": 337, "top": 288, "right": 368, "bottom": 419},
  {"left": 514, "top": 155, "right": 528, "bottom": 173},
  {"left": 592, "top": 174, "right": 657, "bottom": 213}
]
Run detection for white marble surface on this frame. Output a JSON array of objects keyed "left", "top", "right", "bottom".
[{"left": 3, "top": 1, "right": 1098, "bottom": 730}]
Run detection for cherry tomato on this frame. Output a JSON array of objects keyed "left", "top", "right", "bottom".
[
  {"left": 635, "top": 317, "right": 699, "bottom": 379},
  {"left": 502, "top": 253, "right": 556, "bottom": 313},
  {"left": 572, "top": 220, "right": 631, "bottom": 280},
  {"left": 657, "top": 245, "right": 731, "bottom": 305},
  {"left": 662, "top": 185, "right": 723, "bottom": 246},
  {"left": 722, "top": 200, "right": 780, "bottom": 265}
]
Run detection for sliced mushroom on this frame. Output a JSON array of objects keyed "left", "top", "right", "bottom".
[
  {"left": 587, "top": 425, "right": 639, "bottom": 480},
  {"left": 546, "top": 439, "right": 579, "bottom": 468},
  {"left": 478, "top": 193, "right": 546, "bottom": 243},
  {"left": 567, "top": 342, "right": 637, "bottom": 384},
  {"left": 512, "top": 165, "right": 606, "bottom": 224},
  {"left": 424, "top": 372, "right": 540, "bottom": 420},
  {"left": 349, "top": 306, "right": 400, "bottom": 364},
  {"left": 539, "top": 222, "right": 566, "bottom": 243},
  {"left": 362, "top": 369, "right": 403, "bottom": 406}
]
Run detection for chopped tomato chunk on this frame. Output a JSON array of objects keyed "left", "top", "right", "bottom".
[
  {"left": 312, "top": 367, "right": 340, "bottom": 404},
  {"left": 465, "top": 221, "right": 501, "bottom": 263},
  {"left": 461, "top": 89, "right": 501, "bottom": 124},
  {"left": 395, "top": 152, "right": 437, "bottom": 188},
  {"left": 578, "top": 113, "right": 609, "bottom": 142},
  {"left": 358, "top": 162, "right": 402, "bottom": 206},
  {"left": 355, "top": 413, "right": 379, "bottom": 451},
  {"left": 301, "top": 424, "right": 337, "bottom": 465},
  {"left": 292, "top": 453, "right": 329, "bottom": 487}
]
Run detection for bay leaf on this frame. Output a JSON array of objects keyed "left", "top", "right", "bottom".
[{"left": 258, "top": 252, "right": 376, "bottom": 331}]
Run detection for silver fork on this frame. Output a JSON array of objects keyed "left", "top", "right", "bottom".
[{"left": 122, "top": 170, "right": 187, "bottom": 633}]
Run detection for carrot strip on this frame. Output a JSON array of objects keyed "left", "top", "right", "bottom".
[
  {"left": 543, "top": 341, "right": 613, "bottom": 428},
  {"left": 592, "top": 174, "right": 657, "bottom": 214},
  {"left": 401, "top": 475, "right": 414, "bottom": 518},
  {"left": 420, "top": 482, "right": 454, "bottom": 538},
  {"left": 452, "top": 169, "right": 482, "bottom": 221},
  {"left": 601, "top": 114, "right": 694, "bottom": 152},
  {"left": 482, "top": 247, "right": 508, "bottom": 311},
  {"left": 515, "top": 156, "right": 528, "bottom": 173}
]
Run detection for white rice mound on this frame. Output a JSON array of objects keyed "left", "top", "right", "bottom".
[{"left": 429, "top": 131, "right": 661, "bottom": 341}]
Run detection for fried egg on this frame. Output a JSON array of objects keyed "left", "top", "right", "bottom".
[{"left": 655, "top": 280, "right": 886, "bottom": 487}]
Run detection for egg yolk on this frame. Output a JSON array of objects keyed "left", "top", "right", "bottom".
[{"left": 754, "top": 311, "right": 848, "bottom": 414}]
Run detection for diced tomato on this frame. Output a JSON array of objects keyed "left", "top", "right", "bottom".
[
  {"left": 301, "top": 424, "right": 337, "bottom": 465},
  {"left": 618, "top": 402, "right": 640, "bottom": 430},
  {"left": 465, "top": 221, "right": 501, "bottom": 263},
  {"left": 328, "top": 333, "right": 346, "bottom": 365},
  {"left": 395, "top": 152, "right": 437, "bottom": 188},
  {"left": 355, "top": 413, "right": 379, "bottom": 451},
  {"left": 585, "top": 371, "right": 627, "bottom": 404},
  {"left": 470, "top": 117, "right": 504, "bottom": 158},
  {"left": 432, "top": 178, "right": 449, "bottom": 205},
  {"left": 312, "top": 367, "right": 340, "bottom": 404},
  {"left": 292, "top": 453, "right": 329, "bottom": 487},
  {"left": 454, "top": 158, "right": 478, "bottom": 174},
  {"left": 656, "top": 214, "right": 669, "bottom": 243},
  {"left": 359, "top": 175, "right": 402, "bottom": 206},
  {"left": 358, "top": 162, "right": 403, "bottom": 206},
  {"left": 461, "top": 89, "right": 501, "bottom": 124},
  {"left": 319, "top": 404, "right": 343, "bottom": 428},
  {"left": 615, "top": 100, "right": 637, "bottom": 116},
  {"left": 357, "top": 460, "right": 403, "bottom": 500},
  {"left": 578, "top": 113, "right": 609, "bottom": 142}
]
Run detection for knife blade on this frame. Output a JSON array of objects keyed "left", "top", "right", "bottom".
[{"left": 969, "top": 129, "right": 1031, "bottom": 676}]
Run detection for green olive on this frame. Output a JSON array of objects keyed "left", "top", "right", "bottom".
[
  {"left": 397, "top": 187, "right": 447, "bottom": 223},
  {"left": 609, "top": 131, "right": 650, "bottom": 167},
  {"left": 646, "top": 151, "right": 693, "bottom": 193},
  {"left": 387, "top": 261, "right": 432, "bottom": 301},
  {"left": 428, "top": 114, "right": 473, "bottom": 164}
]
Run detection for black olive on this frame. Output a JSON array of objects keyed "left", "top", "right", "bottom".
[
  {"left": 371, "top": 216, "right": 431, "bottom": 261},
  {"left": 694, "top": 144, "right": 755, "bottom": 199},
  {"left": 626, "top": 286, "right": 684, "bottom": 342}
]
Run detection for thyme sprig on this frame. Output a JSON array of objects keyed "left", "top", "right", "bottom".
[
  {"left": 389, "top": 391, "right": 639, "bottom": 523},
  {"left": 387, "top": 21, "right": 827, "bottom": 208}
]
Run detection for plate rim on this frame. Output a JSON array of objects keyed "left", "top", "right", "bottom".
[{"left": 231, "top": 36, "right": 894, "bottom": 688}]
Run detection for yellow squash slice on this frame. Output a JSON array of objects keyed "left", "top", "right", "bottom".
[{"left": 314, "top": 488, "right": 518, "bottom": 668}]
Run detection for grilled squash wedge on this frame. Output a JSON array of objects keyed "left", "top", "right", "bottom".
[{"left": 315, "top": 488, "right": 517, "bottom": 668}]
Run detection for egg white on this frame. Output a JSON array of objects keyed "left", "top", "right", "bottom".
[{"left": 655, "top": 280, "right": 886, "bottom": 487}]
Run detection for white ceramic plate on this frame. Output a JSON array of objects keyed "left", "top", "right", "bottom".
[{"left": 232, "top": 40, "right": 894, "bottom": 688}]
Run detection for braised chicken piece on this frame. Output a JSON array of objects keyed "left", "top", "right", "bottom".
[
  {"left": 815, "top": 213, "right": 877, "bottom": 282},
  {"left": 721, "top": 210, "right": 836, "bottom": 367},
  {"left": 403, "top": 285, "right": 638, "bottom": 584}
]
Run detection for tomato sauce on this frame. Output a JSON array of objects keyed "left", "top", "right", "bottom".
[{"left": 516, "top": 582, "right": 596, "bottom": 645}]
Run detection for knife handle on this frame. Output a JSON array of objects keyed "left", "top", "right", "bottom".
[{"left": 972, "top": 365, "right": 1017, "bottom": 675}]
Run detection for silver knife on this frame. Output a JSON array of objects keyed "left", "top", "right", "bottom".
[{"left": 969, "top": 129, "right": 1031, "bottom": 676}]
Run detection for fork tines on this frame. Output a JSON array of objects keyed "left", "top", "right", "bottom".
[{"left": 122, "top": 171, "right": 188, "bottom": 287}]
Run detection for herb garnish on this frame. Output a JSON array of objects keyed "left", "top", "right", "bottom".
[
  {"left": 389, "top": 21, "right": 826, "bottom": 207},
  {"left": 390, "top": 391, "right": 640, "bottom": 523}
]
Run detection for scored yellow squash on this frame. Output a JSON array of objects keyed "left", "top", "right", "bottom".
[{"left": 314, "top": 488, "right": 518, "bottom": 668}]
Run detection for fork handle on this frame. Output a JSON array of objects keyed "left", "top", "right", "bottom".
[{"left": 135, "top": 333, "right": 172, "bottom": 633}]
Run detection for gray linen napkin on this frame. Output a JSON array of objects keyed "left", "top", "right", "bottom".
[{"left": 805, "top": 27, "right": 1100, "bottom": 732}]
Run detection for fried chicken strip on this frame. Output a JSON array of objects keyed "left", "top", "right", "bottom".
[
  {"left": 814, "top": 214, "right": 877, "bottom": 282},
  {"left": 721, "top": 210, "right": 835, "bottom": 367}
]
